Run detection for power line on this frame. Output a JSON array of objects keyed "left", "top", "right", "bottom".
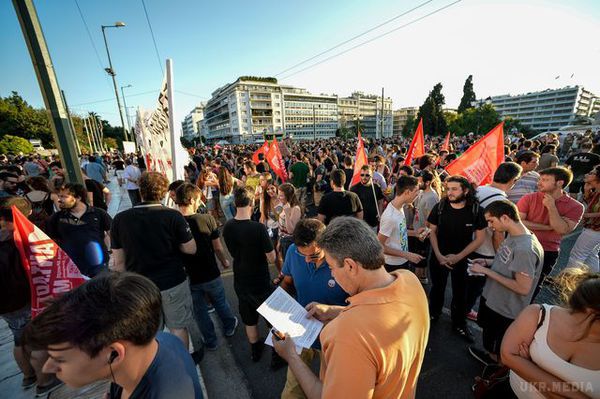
[
  {"left": 141, "top": 0, "right": 164, "bottom": 76},
  {"left": 72, "top": 90, "right": 157, "bottom": 106},
  {"left": 73, "top": 0, "right": 112, "bottom": 90},
  {"left": 280, "top": 0, "right": 462, "bottom": 80},
  {"left": 175, "top": 90, "right": 208, "bottom": 99},
  {"left": 275, "top": 0, "right": 434, "bottom": 77}
]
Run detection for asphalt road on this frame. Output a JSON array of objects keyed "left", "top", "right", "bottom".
[{"left": 218, "top": 265, "right": 485, "bottom": 399}]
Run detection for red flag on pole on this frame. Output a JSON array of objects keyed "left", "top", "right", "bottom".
[
  {"left": 350, "top": 132, "right": 369, "bottom": 187},
  {"left": 445, "top": 122, "right": 505, "bottom": 186},
  {"left": 441, "top": 131, "right": 451, "bottom": 152},
  {"left": 11, "top": 206, "right": 86, "bottom": 318},
  {"left": 266, "top": 137, "right": 288, "bottom": 182},
  {"left": 252, "top": 141, "right": 269, "bottom": 165},
  {"left": 404, "top": 118, "right": 425, "bottom": 166}
]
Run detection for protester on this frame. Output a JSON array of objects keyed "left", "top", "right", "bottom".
[
  {"left": 278, "top": 183, "right": 302, "bottom": 261},
  {"left": 377, "top": 175, "right": 425, "bottom": 272},
  {"left": 24, "top": 176, "right": 57, "bottom": 230},
  {"left": 217, "top": 166, "right": 239, "bottom": 221},
  {"left": 351, "top": 164, "right": 384, "bottom": 230},
  {"left": 24, "top": 272, "right": 204, "bottom": 399},
  {"left": 84, "top": 155, "right": 106, "bottom": 184},
  {"left": 110, "top": 172, "right": 198, "bottom": 351},
  {"left": 274, "top": 217, "right": 430, "bottom": 399},
  {"left": 317, "top": 169, "right": 363, "bottom": 225},
  {"left": 279, "top": 218, "right": 348, "bottom": 398},
  {"left": 517, "top": 167, "right": 584, "bottom": 298},
  {"left": 502, "top": 266, "right": 600, "bottom": 398},
  {"left": 175, "top": 183, "right": 239, "bottom": 351},
  {"left": 222, "top": 187, "right": 276, "bottom": 362},
  {"left": 0, "top": 171, "right": 19, "bottom": 197},
  {"left": 565, "top": 142, "right": 600, "bottom": 197},
  {"left": 46, "top": 183, "right": 112, "bottom": 278},
  {"left": 507, "top": 151, "right": 541, "bottom": 203},
  {"left": 123, "top": 158, "right": 142, "bottom": 207},
  {"left": 467, "top": 200, "right": 543, "bottom": 366},
  {"left": 81, "top": 168, "right": 111, "bottom": 211},
  {"left": 289, "top": 152, "right": 310, "bottom": 207},
  {"left": 427, "top": 175, "right": 487, "bottom": 342}
]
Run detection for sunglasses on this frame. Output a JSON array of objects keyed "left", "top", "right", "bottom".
[{"left": 360, "top": 174, "right": 371, "bottom": 177}]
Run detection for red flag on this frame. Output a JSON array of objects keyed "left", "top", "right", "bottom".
[
  {"left": 11, "top": 206, "right": 87, "bottom": 317},
  {"left": 445, "top": 122, "right": 505, "bottom": 186},
  {"left": 404, "top": 118, "right": 425, "bottom": 166},
  {"left": 350, "top": 132, "right": 369, "bottom": 187},
  {"left": 266, "top": 137, "right": 288, "bottom": 182},
  {"left": 252, "top": 141, "right": 269, "bottom": 165},
  {"left": 441, "top": 131, "right": 451, "bottom": 152}
]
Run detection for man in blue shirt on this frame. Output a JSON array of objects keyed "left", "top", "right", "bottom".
[
  {"left": 280, "top": 218, "right": 348, "bottom": 399},
  {"left": 24, "top": 272, "right": 203, "bottom": 399},
  {"left": 84, "top": 155, "right": 106, "bottom": 184}
]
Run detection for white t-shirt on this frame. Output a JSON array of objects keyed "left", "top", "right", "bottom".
[
  {"left": 379, "top": 203, "right": 408, "bottom": 266},
  {"left": 475, "top": 185, "right": 507, "bottom": 257},
  {"left": 123, "top": 165, "right": 141, "bottom": 190}
]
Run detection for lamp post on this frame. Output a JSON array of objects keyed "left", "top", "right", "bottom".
[
  {"left": 120, "top": 84, "right": 132, "bottom": 139},
  {"left": 101, "top": 21, "right": 128, "bottom": 141}
]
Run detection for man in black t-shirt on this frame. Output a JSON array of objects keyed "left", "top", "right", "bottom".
[
  {"left": 427, "top": 175, "right": 487, "bottom": 342},
  {"left": 111, "top": 172, "right": 197, "bottom": 350},
  {"left": 175, "top": 183, "right": 238, "bottom": 351},
  {"left": 351, "top": 165, "right": 384, "bottom": 228},
  {"left": 223, "top": 187, "right": 276, "bottom": 362},
  {"left": 318, "top": 169, "right": 363, "bottom": 225},
  {"left": 565, "top": 143, "right": 600, "bottom": 195},
  {"left": 81, "top": 169, "right": 111, "bottom": 211}
]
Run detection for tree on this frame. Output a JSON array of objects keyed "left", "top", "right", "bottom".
[
  {"left": 0, "top": 91, "right": 54, "bottom": 146},
  {"left": 416, "top": 83, "right": 448, "bottom": 136},
  {"left": 0, "top": 134, "right": 34, "bottom": 154},
  {"left": 447, "top": 104, "right": 501, "bottom": 136},
  {"left": 457, "top": 75, "right": 477, "bottom": 114},
  {"left": 503, "top": 116, "right": 536, "bottom": 137},
  {"left": 401, "top": 115, "right": 417, "bottom": 137}
]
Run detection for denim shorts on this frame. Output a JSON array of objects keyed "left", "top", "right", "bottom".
[{"left": 1, "top": 305, "right": 31, "bottom": 346}]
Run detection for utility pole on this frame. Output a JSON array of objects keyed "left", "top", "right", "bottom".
[
  {"left": 83, "top": 117, "right": 94, "bottom": 153},
  {"left": 313, "top": 104, "right": 316, "bottom": 141},
  {"left": 60, "top": 90, "right": 81, "bottom": 155},
  {"left": 380, "top": 87, "right": 385, "bottom": 139},
  {"left": 121, "top": 84, "right": 132, "bottom": 139},
  {"left": 356, "top": 94, "right": 360, "bottom": 136},
  {"left": 95, "top": 116, "right": 106, "bottom": 152},
  {"left": 13, "top": 0, "right": 82, "bottom": 184},
  {"left": 101, "top": 22, "right": 128, "bottom": 141}
]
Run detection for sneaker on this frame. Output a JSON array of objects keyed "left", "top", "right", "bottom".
[
  {"left": 453, "top": 325, "right": 475, "bottom": 343},
  {"left": 251, "top": 341, "right": 264, "bottom": 362},
  {"left": 468, "top": 346, "right": 496, "bottom": 366},
  {"left": 466, "top": 310, "right": 478, "bottom": 321},
  {"left": 224, "top": 317, "right": 239, "bottom": 338},
  {"left": 22, "top": 375, "right": 37, "bottom": 389},
  {"left": 270, "top": 348, "right": 287, "bottom": 371},
  {"left": 35, "top": 377, "right": 63, "bottom": 397}
]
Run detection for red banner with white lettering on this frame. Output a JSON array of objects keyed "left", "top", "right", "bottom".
[
  {"left": 252, "top": 141, "right": 269, "bottom": 165},
  {"left": 350, "top": 132, "right": 369, "bottom": 187},
  {"left": 266, "top": 137, "right": 288, "bottom": 182},
  {"left": 445, "top": 122, "right": 505, "bottom": 186},
  {"left": 404, "top": 118, "right": 425, "bottom": 166},
  {"left": 11, "top": 206, "right": 86, "bottom": 318}
]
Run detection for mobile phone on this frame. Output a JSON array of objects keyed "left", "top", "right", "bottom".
[{"left": 271, "top": 328, "right": 285, "bottom": 341}]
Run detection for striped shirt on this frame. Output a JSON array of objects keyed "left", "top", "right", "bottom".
[{"left": 507, "top": 171, "right": 540, "bottom": 204}]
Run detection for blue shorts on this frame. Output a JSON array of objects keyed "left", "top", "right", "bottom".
[{"left": 1, "top": 306, "right": 31, "bottom": 346}]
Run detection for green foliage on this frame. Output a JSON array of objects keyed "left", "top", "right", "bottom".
[
  {"left": 238, "top": 76, "right": 278, "bottom": 84},
  {"left": 503, "top": 116, "right": 536, "bottom": 137},
  {"left": 447, "top": 103, "right": 501, "bottom": 135},
  {"left": 416, "top": 83, "right": 448, "bottom": 136},
  {"left": 401, "top": 115, "right": 417, "bottom": 137},
  {"left": 457, "top": 75, "right": 476, "bottom": 114},
  {"left": 0, "top": 134, "right": 34, "bottom": 154},
  {"left": 0, "top": 91, "right": 54, "bottom": 146},
  {"left": 336, "top": 126, "right": 355, "bottom": 140}
]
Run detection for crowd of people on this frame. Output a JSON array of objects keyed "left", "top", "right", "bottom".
[{"left": 0, "top": 128, "right": 599, "bottom": 398}]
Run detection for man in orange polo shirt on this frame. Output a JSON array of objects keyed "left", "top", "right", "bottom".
[
  {"left": 517, "top": 167, "right": 584, "bottom": 299},
  {"left": 274, "top": 217, "right": 430, "bottom": 399}
]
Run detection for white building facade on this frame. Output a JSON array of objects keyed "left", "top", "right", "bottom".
[
  {"left": 282, "top": 86, "right": 338, "bottom": 140},
  {"left": 181, "top": 104, "right": 205, "bottom": 137},
  {"left": 337, "top": 92, "right": 393, "bottom": 138},
  {"left": 487, "top": 86, "right": 600, "bottom": 132}
]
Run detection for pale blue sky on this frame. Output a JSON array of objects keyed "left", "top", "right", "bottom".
[{"left": 1, "top": 0, "right": 599, "bottom": 128}]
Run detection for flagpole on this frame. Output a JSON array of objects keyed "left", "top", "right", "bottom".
[{"left": 370, "top": 179, "right": 381, "bottom": 221}]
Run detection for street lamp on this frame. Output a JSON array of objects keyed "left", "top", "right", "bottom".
[
  {"left": 101, "top": 21, "right": 128, "bottom": 141},
  {"left": 120, "top": 84, "right": 132, "bottom": 139}
]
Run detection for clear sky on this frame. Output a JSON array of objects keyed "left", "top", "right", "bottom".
[{"left": 1, "top": 0, "right": 599, "bottom": 129}]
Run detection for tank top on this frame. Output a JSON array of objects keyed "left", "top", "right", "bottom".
[{"left": 510, "top": 305, "right": 600, "bottom": 398}]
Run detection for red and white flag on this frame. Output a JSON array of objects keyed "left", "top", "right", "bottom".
[
  {"left": 252, "top": 141, "right": 269, "bottom": 165},
  {"left": 266, "top": 137, "right": 288, "bottom": 182},
  {"left": 404, "top": 118, "right": 425, "bottom": 166},
  {"left": 445, "top": 122, "right": 505, "bottom": 186},
  {"left": 11, "top": 206, "right": 86, "bottom": 317},
  {"left": 350, "top": 132, "right": 369, "bottom": 187}
]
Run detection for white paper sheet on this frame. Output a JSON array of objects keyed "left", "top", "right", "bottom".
[
  {"left": 265, "top": 331, "right": 303, "bottom": 354},
  {"left": 257, "top": 287, "right": 323, "bottom": 350}
]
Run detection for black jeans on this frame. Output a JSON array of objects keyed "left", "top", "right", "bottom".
[
  {"left": 429, "top": 256, "right": 469, "bottom": 328},
  {"left": 465, "top": 254, "right": 495, "bottom": 313},
  {"left": 477, "top": 297, "right": 514, "bottom": 356},
  {"left": 532, "top": 251, "right": 559, "bottom": 301}
]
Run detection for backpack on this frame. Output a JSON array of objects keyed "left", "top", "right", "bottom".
[{"left": 27, "top": 192, "right": 54, "bottom": 230}]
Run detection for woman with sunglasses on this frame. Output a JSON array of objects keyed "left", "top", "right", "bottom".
[{"left": 260, "top": 182, "right": 284, "bottom": 283}]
